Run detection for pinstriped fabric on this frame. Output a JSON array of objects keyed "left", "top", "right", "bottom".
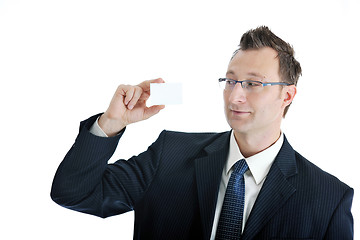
[
  {"left": 51, "top": 114, "right": 353, "bottom": 239},
  {"left": 216, "top": 159, "right": 248, "bottom": 240}
]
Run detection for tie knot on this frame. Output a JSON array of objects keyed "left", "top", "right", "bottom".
[{"left": 233, "top": 159, "right": 248, "bottom": 175}]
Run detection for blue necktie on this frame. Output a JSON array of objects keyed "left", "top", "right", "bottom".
[{"left": 216, "top": 159, "right": 248, "bottom": 240}]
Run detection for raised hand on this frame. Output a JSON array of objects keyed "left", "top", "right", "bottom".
[{"left": 98, "top": 78, "right": 165, "bottom": 136}]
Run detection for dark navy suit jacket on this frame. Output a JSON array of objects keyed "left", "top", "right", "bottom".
[{"left": 51, "top": 114, "right": 353, "bottom": 239}]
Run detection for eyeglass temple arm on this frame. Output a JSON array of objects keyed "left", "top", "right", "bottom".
[{"left": 262, "top": 82, "right": 291, "bottom": 86}]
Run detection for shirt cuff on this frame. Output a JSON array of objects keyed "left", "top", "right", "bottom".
[{"left": 89, "top": 116, "right": 109, "bottom": 137}]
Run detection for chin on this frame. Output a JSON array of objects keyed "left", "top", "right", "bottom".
[{"left": 226, "top": 118, "right": 252, "bottom": 134}]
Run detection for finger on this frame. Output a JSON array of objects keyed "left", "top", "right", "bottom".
[
  {"left": 143, "top": 105, "right": 165, "bottom": 120},
  {"left": 137, "top": 78, "right": 165, "bottom": 92},
  {"left": 139, "top": 78, "right": 165, "bottom": 102},
  {"left": 127, "top": 86, "right": 143, "bottom": 110},
  {"left": 123, "top": 86, "right": 135, "bottom": 106}
]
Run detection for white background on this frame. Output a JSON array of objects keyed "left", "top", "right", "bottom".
[{"left": 1, "top": 0, "right": 359, "bottom": 239}]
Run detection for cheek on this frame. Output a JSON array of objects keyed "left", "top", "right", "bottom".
[
  {"left": 223, "top": 91, "right": 230, "bottom": 106},
  {"left": 261, "top": 99, "right": 283, "bottom": 120},
  {"left": 252, "top": 94, "right": 282, "bottom": 117}
]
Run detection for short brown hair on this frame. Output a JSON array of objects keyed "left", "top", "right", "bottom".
[{"left": 233, "top": 26, "right": 302, "bottom": 117}]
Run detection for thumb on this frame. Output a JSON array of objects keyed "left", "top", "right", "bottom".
[{"left": 143, "top": 105, "right": 165, "bottom": 120}]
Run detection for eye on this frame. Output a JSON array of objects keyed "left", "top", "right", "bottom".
[
  {"left": 226, "top": 79, "right": 237, "bottom": 86},
  {"left": 244, "top": 80, "right": 262, "bottom": 88}
]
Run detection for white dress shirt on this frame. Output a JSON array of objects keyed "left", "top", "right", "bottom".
[
  {"left": 89, "top": 119, "right": 284, "bottom": 238},
  {"left": 90, "top": 117, "right": 109, "bottom": 137},
  {"left": 210, "top": 131, "right": 284, "bottom": 239}
]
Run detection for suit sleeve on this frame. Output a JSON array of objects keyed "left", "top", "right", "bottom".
[
  {"left": 324, "top": 187, "right": 354, "bottom": 239},
  {"left": 50, "top": 114, "right": 165, "bottom": 218}
]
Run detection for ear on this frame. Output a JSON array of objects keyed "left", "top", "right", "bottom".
[{"left": 282, "top": 85, "right": 297, "bottom": 108}]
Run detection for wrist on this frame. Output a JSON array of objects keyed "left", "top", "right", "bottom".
[{"left": 98, "top": 113, "right": 126, "bottom": 137}]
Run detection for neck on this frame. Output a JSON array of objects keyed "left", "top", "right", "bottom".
[{"left": 233, "top": 127, "right": 281, "bottom": 158}]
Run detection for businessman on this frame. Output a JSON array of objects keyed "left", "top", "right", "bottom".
[{"left": 51, "top": 26, "right": 353, "bottom": 239}]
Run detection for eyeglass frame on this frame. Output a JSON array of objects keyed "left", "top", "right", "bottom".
[{"left": 218, "top": 78, "right": 292, "bottom": 91}]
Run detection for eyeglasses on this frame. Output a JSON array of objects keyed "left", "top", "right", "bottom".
[{"left": 219, "top": 78, "right": 291, "bottom": 93}]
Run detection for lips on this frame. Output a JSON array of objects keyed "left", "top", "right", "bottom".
[
  {"left": 229, "top": 108, "right": 251, "bottom": 116},
  {"left": 232, "top": 110, "right": 250, "bottom": 114},
  {"left": 232, "top": 109, "right": 250, "bottom": 113},
  {"left": 230, "top": 107, "right": 250, "bottom": 113}
]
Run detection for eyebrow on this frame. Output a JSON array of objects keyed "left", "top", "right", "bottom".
[
  {"left": 226, "top": 70, "right": 236, "bottom": 76},
  {"left": 226, "top": 70, "right": 265, "bottom": 79}
]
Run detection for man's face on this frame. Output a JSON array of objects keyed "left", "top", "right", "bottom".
[{"left": 223, "top": 47, "right": 295, "bottom": 136}]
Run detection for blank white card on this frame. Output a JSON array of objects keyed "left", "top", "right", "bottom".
[{"left": 149, "top": 83, "right": 183, "bottom": 105}]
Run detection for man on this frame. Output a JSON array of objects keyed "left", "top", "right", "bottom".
[{"left": 51, "top": 26, "right": 353, "bottom": 239}]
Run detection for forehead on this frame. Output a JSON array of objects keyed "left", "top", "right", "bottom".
[{"left": 227, "top": 47, "right": 280, "bottom": 80}]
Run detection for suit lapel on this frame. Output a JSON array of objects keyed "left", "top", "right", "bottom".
[
  {"left": 195, "top": 132, "right": 230, "bottom": 240},
  {"left": 242, "top": 136, "right": 298, "bottom": 240}
]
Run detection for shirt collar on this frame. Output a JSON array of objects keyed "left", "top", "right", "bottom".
[{"left": 226, "top": 131, "right": 284, "bottom": 185}]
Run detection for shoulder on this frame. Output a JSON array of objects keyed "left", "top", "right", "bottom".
[
  {"left": 296, "top": 151, "right": 350, "bottom": 188},
  {"left": 292, "top": 151, "right": 352, "bottom": 203},
  {"left": 153, "top": 130, "right": 231, "bottom": 155},
  {"left": 159, "top": 130, "right": 229, "bottom": 143},
  {"left": 280, "top": 136, "right": 351, "bottom": 193}
]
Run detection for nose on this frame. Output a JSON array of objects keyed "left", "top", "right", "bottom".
[{"left": 227, "top": 82, "right": 247, "bottom": 103}]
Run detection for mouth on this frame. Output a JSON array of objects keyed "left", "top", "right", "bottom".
[
  {"left": 231, "top": 110, "right": 250, "bottom": 114},
  {"left": 230, "top": 109, "right": 251, "bottom": 116}
]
